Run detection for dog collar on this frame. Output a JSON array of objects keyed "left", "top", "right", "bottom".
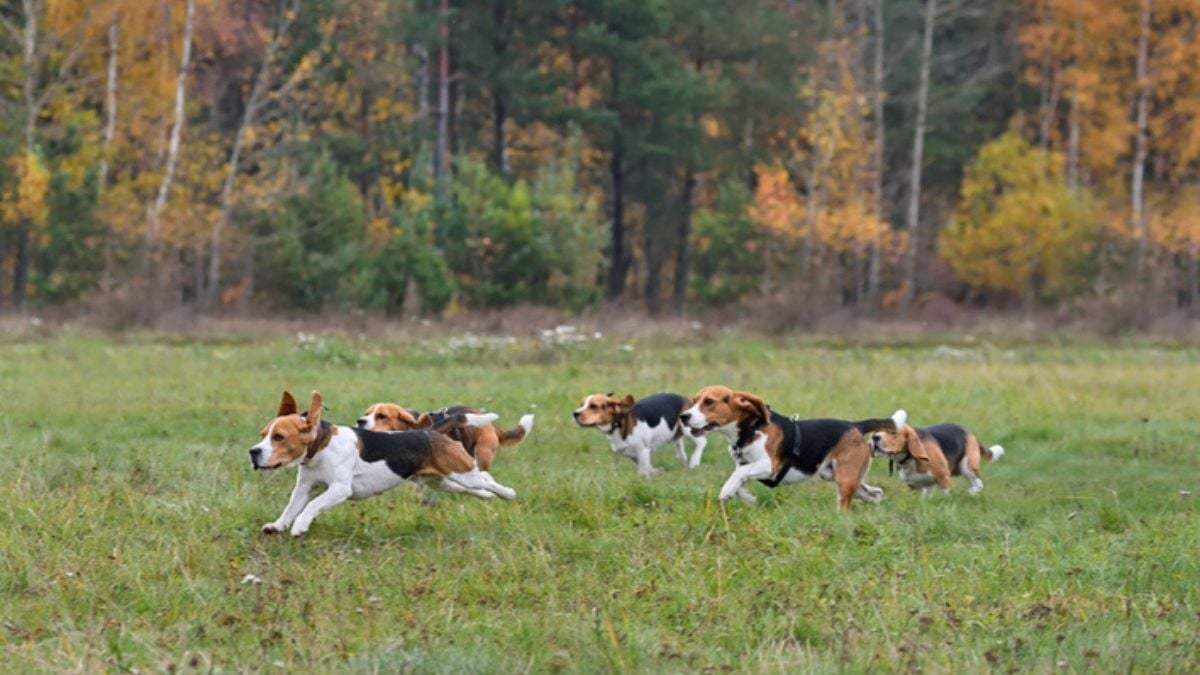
[{"left": 303, "top": 422, "right": 332, "bottom": 463}]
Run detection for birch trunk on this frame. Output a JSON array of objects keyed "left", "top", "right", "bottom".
[
  {"left": 98, "top": 14, "right": 119, "bottom": 293},
  {"left": 1131, "top": 0, "right": 1152, "bottom": 279},
  {"left": 12, "top": 0, "right": 39, "bottom": 308},
  {"left": 144, "top": 0, "right": 194, "bottom": 268},
  {"left": 866, "top": 0, "right": 885, "bottom": 307},
  {"left": 901, "top": 0, "right": 936, "bottom": 312},
  {"left": 98, "top": 16, "right": 119, "bottom": 194},
  {"left": 204, "top": 3, "right": 295, "bottom": 308},
  {"left": 433, "top": 0, "right": 450, "bottom": 203},
  {"left": 1066, "top": 84, "right": 1080, "bottom": 192}
]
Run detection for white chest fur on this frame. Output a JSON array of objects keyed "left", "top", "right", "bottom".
[{"left": 725, "top": 428, "right": 768, "bottom": 466}]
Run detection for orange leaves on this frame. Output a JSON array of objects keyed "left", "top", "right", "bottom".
[
  {"left": 747, "top": 163, "right": 888, "bottom": 253},
  {"left": 748, "top": 163, "right": 802, "bottom": 239}
]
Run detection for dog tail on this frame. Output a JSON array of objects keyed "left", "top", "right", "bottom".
[
  {"left": 851, "top": 418, "right": 897, "bottom": 434},
  {"left": 983, "top": 444, "right": 1005, "bottom": 462},
  {"left": 498, "top": 414, "right": 535, "bottom": 446},
  {"left": 431, "top": 412, "right": 500, "bottom": 434}
]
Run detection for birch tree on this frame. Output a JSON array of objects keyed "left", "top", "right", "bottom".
[
  {"left": 203, "top": 0, "right": 299, "bottom": 308},
  {"left": 900, "top": 0, "right": 936, "bottom": 312},
  {"left": 143, "top": 0, "right": 194, "bottom": 270}
]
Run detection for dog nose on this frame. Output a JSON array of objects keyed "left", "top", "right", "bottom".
[
  {"left": 572, "top": 411, "right": 580, "bottom": 419},
  {"left": 249, "top": 448, "right": 262, "bottom": 460},
  {"left": 356, "top": 417, "right": 368, "bottom": 427},
  {"left": 680, "top": 412, "right": 691, "bottom": 423}
]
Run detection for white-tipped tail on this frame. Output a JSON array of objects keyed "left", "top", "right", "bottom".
[
  {"left": 465, "top": 412, "right": 500, "bottom": 428},
  {"left": 891, "top": 409, "right": 908, "bottom": 429},
  {"left": 987, "top": 444, "right": 1005, "bottom": 461},
  {"left": 519, "top": 414, "right": 535, "bottom": 435}
]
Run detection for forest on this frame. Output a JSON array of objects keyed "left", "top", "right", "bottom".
[{"left": 1, "top": 0, "right": 1198, "bottom": 321}]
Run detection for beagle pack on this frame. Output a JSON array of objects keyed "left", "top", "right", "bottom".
[
  {"left": 249, "top": 391, "right": 516, "bottom": 536},
  {"left": 869, "top": 409, "right": 1005, "bottom": 495},
  {"left": 357, "top": 402, "right": 534, "bottom": 471},
  {"left": 680, "top": 386, "right": 895, "bottom": 511},
  {"left": 573, "top": 392, "right": 708, "bottom": 475}
]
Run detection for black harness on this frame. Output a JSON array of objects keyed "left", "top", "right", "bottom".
[
  {"left": 734, "top": 410, "right": 800, "bottom": 487},
  {"left": 889, "top": 449, "right": 913, "bottom": 476},
  {"left": 607, "top": 410, "right": 628, "bottom": 435}
]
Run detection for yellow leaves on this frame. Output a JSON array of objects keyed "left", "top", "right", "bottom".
[
  {"left": 940, "top": 131, "right": 1098, "bottom": 298},
  {"left": 2, "top": 152, "right": 50, "bottom": 228},
  {"left": 1149, "top": 188, "right": 1200, "bottom": 252}
]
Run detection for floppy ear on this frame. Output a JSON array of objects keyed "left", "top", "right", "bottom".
[
  {"left": 733, "top": 391, "right": 770, "bottom": 422},
  {"left": 904, "top": 426, "right": 929, "bottom": 461},
  {"left": 395, "top": 408, "right": 422, "bottom": 429},
  {"left": 612, "top": 394, "right": 636, "bottom": 413},
  {"left": 278, "top": 391, "right": 299, "bottom": 417},
  {"left": 303, "top": 391, "right": 324, "bottom": 430}
]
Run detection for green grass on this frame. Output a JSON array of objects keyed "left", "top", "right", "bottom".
[{"left": 1, "top": 330, "right": 1198, "bottom": 672}]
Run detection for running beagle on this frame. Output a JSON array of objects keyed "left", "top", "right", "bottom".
[
  {"left": 573, "top": 392, "right": 708, "bottom": 475},
  {"left": 869, "top": 409, "right": 1005, "bottom": 495},
  {"left": 680, "top": 385, "right": 894, "bottom": 511},
  {"left": 248, "top": 391, "right": 516, "bottom": 537},
  {"left": 356, "top": 403, "right": 533, "bottom": 471}
]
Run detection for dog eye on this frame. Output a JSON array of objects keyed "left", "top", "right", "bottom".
[
  {"left": 272, "top": 434, "right": 284, "bottom": 442},
  {"left": 703, "top": 398, "right": 714, "bottom": 406},
  {"left": 376, "top": 413, "right": 387, "bottom": 419}
]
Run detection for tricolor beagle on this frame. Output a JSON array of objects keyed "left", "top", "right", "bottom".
[
  {"left": 869, "top": 409, "right": 1005, "bottom": 495},
  {"left": 357, "top": 403, "right": 534, "bottom": 471},
  {"left": 249, "top": 391, "right": 516, "bottom": 537},
  {"left": 680, "top": 385, "right": 894, "bottom": 511},
  {"left": 573, "top": 392, "right": 708, "bottom": 475}
]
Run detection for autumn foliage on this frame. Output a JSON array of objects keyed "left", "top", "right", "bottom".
[{"left": 0, "top": 0, "right": 1198, "bottom": 319}]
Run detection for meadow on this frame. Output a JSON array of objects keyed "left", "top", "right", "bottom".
[{"left": 1, "top": 327, "right": 1198, "bottom": 673}]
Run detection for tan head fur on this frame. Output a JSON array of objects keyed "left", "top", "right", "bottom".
[
  {"left": 685, "top": 385, "right": 771, "bottom": 430},
  {"left": 869, "top": 409, "right": 929, "bottom": 460},
  {"left": 573, "top": 393, "right": 635, "bottom": 429},
  {"left": 251, "top": 390, "right": 327, "bottom": 470},
  {"left": 358, "top": 403, "right": 430, "bottom": 431}
]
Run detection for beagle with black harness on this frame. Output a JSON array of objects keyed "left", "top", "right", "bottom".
[
  {"left": 248, "top": 391, "right": 516, "bottom": 537},
  {"left": 680, "top": 385, "right": 894, "bottom": 511}
]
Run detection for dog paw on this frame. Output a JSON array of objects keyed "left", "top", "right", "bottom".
[
  {"left": 261, "top": 522, "right": 285, "bottom": 534},
  {"left": 289, "top": 526, "right": 308, "bottom": 537}
]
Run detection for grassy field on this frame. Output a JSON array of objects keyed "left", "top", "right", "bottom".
[{"left": 1, "top": 328, "right": 1198, "bottom": 673}]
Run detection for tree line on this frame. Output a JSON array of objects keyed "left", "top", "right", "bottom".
[{"left": 1, "top": 0, "right": 1198, "bottom": 319}]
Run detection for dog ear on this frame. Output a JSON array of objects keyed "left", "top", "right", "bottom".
[
  {"left": 412, "top": 413, "right": 435, "bottom": 429},
  {"left": 391, "top": 407, "right": 421, "bottom": 429},
  {"left": 612, "top": 394, "right": 636, "bottom": 413},
  {"left": 302, "top": 391, "right": 324, "bottom": 431},
  {"left": 733, "top": 391, "right": 770, "bottom": 422},
  {"left": 278, "top": 391, "right": 299, "bottom": 417},
  {"left": 904, "top": 426, "right": 929, "bottom": 461}
]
